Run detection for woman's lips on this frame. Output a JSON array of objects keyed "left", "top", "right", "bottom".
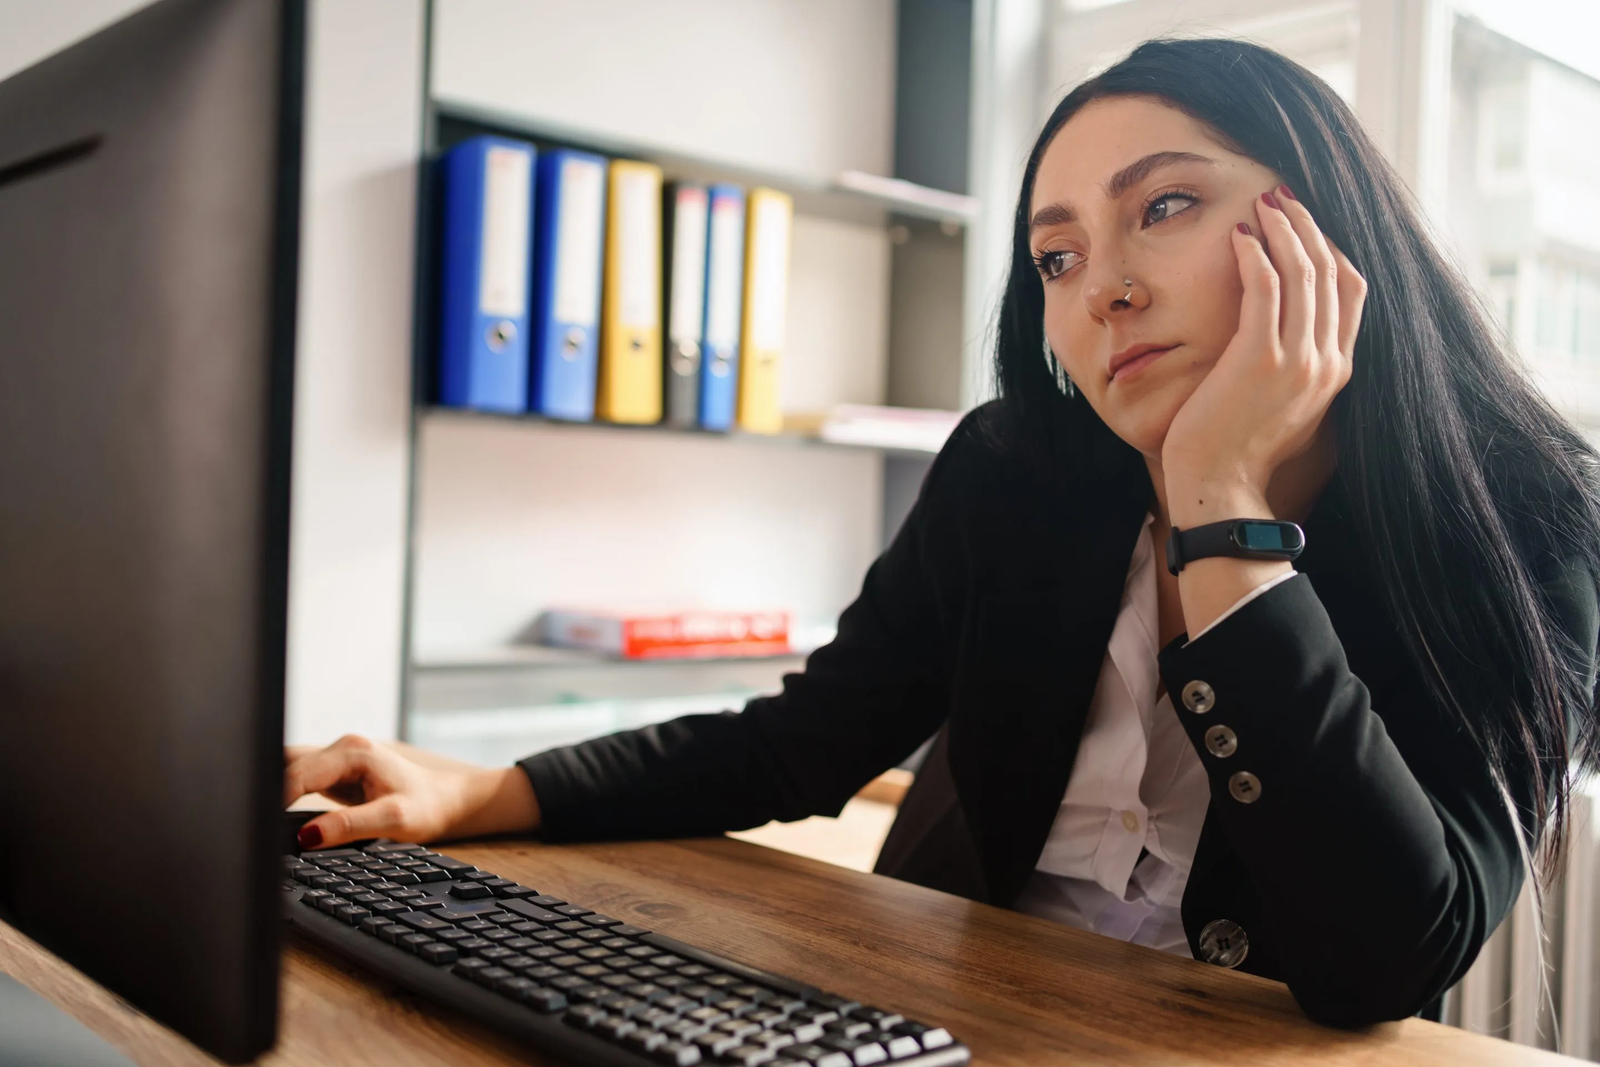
[{"left": 1110, "top": 345, "right": 1177, "bottom": 383}]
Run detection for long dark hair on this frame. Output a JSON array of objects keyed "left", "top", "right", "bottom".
[{"left": 992, "top": 38, "right": 1600, "bottom": 873}]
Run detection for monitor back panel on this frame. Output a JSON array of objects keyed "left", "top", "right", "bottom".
[{"left": 0, "top": 0, "right": 303, "bottom": 1059}]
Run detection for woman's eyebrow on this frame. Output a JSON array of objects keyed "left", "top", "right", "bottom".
[
  {"left": 1104, "top": 150, "right": 1218, "bottom": 199},
  {"left": 1029, "top": 150, "right": 1220, "bottom": 236}
]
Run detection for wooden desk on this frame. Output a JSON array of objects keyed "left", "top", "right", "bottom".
[{"left": 0, "top": 836, "right": 1573, "bottom": 1066}]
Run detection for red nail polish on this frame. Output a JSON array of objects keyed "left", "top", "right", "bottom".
[
  {"left": 1237, "top": 222, "right": 1251, "bottom": 235},
  {"left": 1278, "top": 183, "right": 1297, "bottom": 201},
  {"left": 1261, "top": 190, "right": 1280, "bottom": 210},
  {"left": 298, "top": 823, "right": 322, "bottom": 849}
]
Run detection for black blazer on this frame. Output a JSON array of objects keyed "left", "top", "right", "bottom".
[{"left": 520, "top": 400, "right": 1599, "bottom": 1028}]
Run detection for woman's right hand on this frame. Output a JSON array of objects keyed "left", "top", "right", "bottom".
[{"left": 284, "top": 735, "right": 541, "bottom": 850}]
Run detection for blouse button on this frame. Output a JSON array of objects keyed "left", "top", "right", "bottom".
[
  {"left": 1199, "top": 919, "right": 1249, "bottom": 968},
  {"left": 1204, "top": 724, "right": 1238, "bottom": 758},
  {"left": 1228, "top": 771, "right": 1262, "bottom": 804},
  {"left": 1181, "top": 680, "right": 1215, "bottom": 714},
  {"left": 1121, "top": 810, "right": 1140, "bottom": 833}
]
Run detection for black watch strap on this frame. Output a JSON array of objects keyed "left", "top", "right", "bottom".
[{"left": 1165, "top": 519, "right": 1305, "bottom": 576}]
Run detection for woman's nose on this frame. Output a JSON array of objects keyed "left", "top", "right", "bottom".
[{"left": 1081, "top": 271, "right": 1143, "bottom": 319}]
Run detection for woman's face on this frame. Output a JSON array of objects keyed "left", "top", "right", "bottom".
[{"left": 1029, "top": 96, "right": 1283, "bottom": 458}]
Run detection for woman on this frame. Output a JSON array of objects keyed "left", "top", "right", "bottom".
[{"left": 285, "top": 39, "right": 1600, "bottom": 1026}]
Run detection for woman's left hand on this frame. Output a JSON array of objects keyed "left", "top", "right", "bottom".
[{"left": 1159, "top": 185, "right": 1366, "bottom": 525}]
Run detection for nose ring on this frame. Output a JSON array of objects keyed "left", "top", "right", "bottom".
[{"left": 1122, "top": 278, "right": 1134, "bottom": 303}]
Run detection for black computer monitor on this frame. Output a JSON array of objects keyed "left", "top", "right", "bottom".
[{"left": 0, "top": 0, "right": 304, "bottom": 1061}]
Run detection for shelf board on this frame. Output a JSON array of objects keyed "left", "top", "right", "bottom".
[
  {"left": 413, "top": 643, "right": 812, "bottom": 673},
  {"left": 420, "top": 405, "right": 949, "bottom": 459},
  {"left": 430, "top": 97, "right": 979, "bottom": 229}
]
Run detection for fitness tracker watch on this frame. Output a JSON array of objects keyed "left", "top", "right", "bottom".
[{"left": 1165, "top": 519, "right": 1305, "bottom": 576}]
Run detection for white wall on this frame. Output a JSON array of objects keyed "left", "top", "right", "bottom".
[
  {"left": 285, "top": 0, "right": 423, "bottom": 744},
  {"left": 411, "top": 0, "right": 901, "bottom": 661},
  {"left": 0, "top": 0, "right": 423, "bottom": 746}
]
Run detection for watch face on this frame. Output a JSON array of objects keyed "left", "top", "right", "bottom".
[{"left": 1233, "top": 521, "right": 1303, "bottom": 552}]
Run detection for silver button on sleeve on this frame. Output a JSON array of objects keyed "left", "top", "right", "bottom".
[
  {"left": 1181, "top": 680, "right": 1215, "bottom": 714},
  {"left": 1198, "top": 919, "right": 1249, "bottom": 968},
  {"left": 1204, "top": 724, "right": 1238, "bottom": 758},
  {"left": 1227, "top": 771, "right": 1262, "bottom": 803}
]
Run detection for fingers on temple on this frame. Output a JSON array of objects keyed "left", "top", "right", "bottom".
[
  {"left": 283, "top": 734, "right": 379, "bottom": 808},
  {"left": 1254, "top": 192, "right": 1316, "bottom": 356},
  {"left": 1274, "top": 191, "right": 1341, "bottom": 357},
  {"left": 1231, "top": 221, "right": 1280, "bottom": 350}
]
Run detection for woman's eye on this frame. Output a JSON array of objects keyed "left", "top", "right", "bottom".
[
  {"left": 1034, "top": 250, "right": 1082, "bottom": 280},
  {"left": 1144, "top": 193, "right": 1197, "bottom": 226}
]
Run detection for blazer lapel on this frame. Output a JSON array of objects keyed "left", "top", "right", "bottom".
[{"left": 946, "top": 419, "right": 1152, "bottom": 906}]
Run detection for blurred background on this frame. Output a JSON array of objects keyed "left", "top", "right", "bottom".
[{"left": 2, "top": 0, "right": 1598, "bottom": 1054}]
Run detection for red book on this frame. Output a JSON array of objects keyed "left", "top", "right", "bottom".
[{"left": 538, "top": 609, "right": 791, "bottom": 660}]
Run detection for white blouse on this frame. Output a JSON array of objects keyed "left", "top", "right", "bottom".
[{"left": 1012, "top": 513, "right": 1295, "bottom": 956}]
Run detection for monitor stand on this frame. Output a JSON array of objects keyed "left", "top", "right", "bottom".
[{"left": 0, "top": 969, "right": 137, "bottom": 1066}]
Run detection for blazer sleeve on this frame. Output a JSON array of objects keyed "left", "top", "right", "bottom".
[
  {"left": 514, "top": 418, "right": 977, "bottom": 843},
  {"left": 1158, "top": 559, "right": 1599, "bottom": 1027}
]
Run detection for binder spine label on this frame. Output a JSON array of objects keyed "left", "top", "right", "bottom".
[
  {"left": 617, "top": 168, "right": 661, "bottom": 329},
  {"left": 705, "top": 194, "right": 744, "bottom": 350},
  {"left": 668, "top": 187, "right": 708, "bottom": 342},
  {"left": 554, "top": 157, "right": 604, "bottom": 326},
  {"left": 478, "top": 146, "right": 531, "bottom": 317},
  {"left": 750, "top": 195, "right": 791, "bottom": 351}
]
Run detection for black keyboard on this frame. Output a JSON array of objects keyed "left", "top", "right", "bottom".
[{"left": 282, "top": 841, "right": 971, "bottom": 1067}]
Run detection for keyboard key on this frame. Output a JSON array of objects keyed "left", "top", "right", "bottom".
[
  {"left": 334, "top": 905, "right": 371, "bottom": 924},
  {"left": 811, "top": 995, "right": 862, "bottom": 1014},
  {"left": 376, "top": 924, "right": 410, "bottom": 944},
  {"left": 771, "top": 997, "right": 808, "bottom": 1016},
  {"left": 681, "top": 984, "right": 719, "bottom": 1003},
  {"left": 595, "top": 1017, "right": 638, "bottom": 1041},
  {"left": 575, "top": 928, "right": 612, "bottom": 942},
  {"left": 724, "top": 1046, "right": 777, "bottom": 1066},
  {"left": 554, "top": 921, "right": 588, "bottom": 934},
  {"left": 748, "top": 1009, "right": 785, "bottom": 1028},
  {"left": 554, "top": 904, "right": 592, "bottom": 917},
  {"left": 351, "top": 892, "right": 386, "bottom": 905},
  {"left": 363, "top": 841, "right": 427, "bottom": 855},
  {"left": 820, "top": 1036, "right": 887, "bottom": 1066},
  {"left": 496, "top": 976, "right": 538, "bottom": 998},
  {"left": 578, "top": 946, "right": 615, "bottom": 961},
  {"left": 315, "top": 896, "right": 343, "bottom": 915},
  {"left": 503, "top": 901, "right": 564, "bottom": 924},
  {"left": 777, "top": 1020, "right": 826, "bottom": 1044},
  {"left": 386, "top": 873, "right": 421, "bottom": 886},
  {"left": 292, "top": 868, "right": 321, "bottom": 885},
  {"left": 299, "top": 848, "right": 365, "bottom": 862},
  {"left": 527, "top": 894, "right": 567, "bottom": 908},
  {"left": 569, "top": 985, "right": 610, "bottom": 1004},
  {"left": 626, "top": 983, "right": 669, "bottom": 1002},
  {"left": 481, "top": 928, "right": 516, "bottom": 943},
  {"left": 715, "top": 998, "right": 756, "bottom": 1018},
  {"left": 849, "top": 1008, "right": 903, "bottom": 1031},
  {"left": 332, "top": 884, "right": 365, "bottom": 899},
  {"left": 455, "top": 937, "right": 494, "bottom": 953},
  {"left": 521, "top": 965, "right": 564, "bottom": 982},
  {"left": 520, "top": 987, "right": 568, "bottom": 1014},
  {"left": 686, "top": 1006, "right": 728, "bottom": 1026},
  {"left": 486, "top": 912, "right": 523, "bottom": 926},
  {"left": 371, "top": 901, "right": 410, "bottom": 917},
  {"left": 477, "top": 946, "right": 514, "bottom": 962},
  {"left": 499, "top": 954, "right": 536, "bottom": 972},
  {"left": 884, "top": 1035, "right": 921, "bottom": 1059},
  {"left": 435, "top": 901, "right": 507, "bottom": 922},
  {"left": 358, "top": 916, "right": 388, "bottom": 936},
  {"left": 427, "top": 856, "right": 476, "bottom": 873},
  {"left": 626, "top": 1030, "right": 669, "bottom": 1054},
  {"left": 399, "top": 912, "right": 450, "bottom": 932},
  {"left": 450, "top": 883, "right": 492, "bottom": 900},
  {"left": 419, "top": 942, "right": 459, "bottom": 965},
  {"left": 625, "top": 945, "right": 661, "bottom": 959},
  {"left": 655, "top": 976, "right": 692, "bottom": 992},
  {"left": 889, "top": 1022, "right": 952, "bottom": 1050},
  {"left": 656, "top": 1041, "right": 704, "bottom": 1066},
  {"left": 825, "top": 1021, "right": 874, "bottom": 1040},
  {"left": 399, "top": 933, "right": 436, "bottom": 953},
  {"left": 452, "top": 957, "right": 490, "bottom": 979},
  {"left": 795, "top": 1008, "right": 839, "bottom": 1026},
  {"left": 692, "top": 1031, "right": 741, "bottom": 1056},
  {"left": 458, "top": 920, "right": 495, "bottom": 933},
  {"left": 462, "top": 871, "right": 498, "bottom": 883},
  {"left": 574, "top": 964, "right": 613, "bottom": 980},
  {"left": 600, "top": 974, "right": 637, "bottom": 990},
  {"left": 599, "top": 994, "right": 647, "bottom": 1018},
  {"left": 299, "top": 889, "right": 332, "bottom": 906},
  {"left": 556, "top": 938, "right": 589, "bottom": 951},
  {"left": 502, "top": 937, "right": 538, "bottom": 952},
  {"left": 564, "top": 1004, "right": 607, "bottom": 1028},
  {"left": 650, "top": 954, "right": 687, "bottom": 968},
  {"left": 610, "top": 924, "right": 651, "bottom": 937},
  {"left": 580, "top": 913, "right": 621, "bottom": 927},
  {"left": 473, "top": 966, "right": 514, "bottom": 988},
  {"left": 411, "top": 867, "right": 452, "bottom": 883},
  {"left": 550, "top": 955, "right": 585, "bottom": 968},
  {"left": 368, "top": 881, "right": 403, "bottom": 893},
  {"left": 310, "top": 875, "right": 351, "bottom": 890},
  {"left": 630, "top": 965, "right": 668, "bottom": 980},
  {"left": 480, "top": 878, "right": 516, "bottom": 892},
  {"left": 494, "top": 884, "right": 537, "bottom": 899},
  {"left": 410, "top": 897, "right": 446, "bottom": 911},
  {"left": 704, "top": 974, "right": 741, "bottom": 989},
  {"left": 717, "top": 1019, "right": 761, "bottom": 1039}
]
